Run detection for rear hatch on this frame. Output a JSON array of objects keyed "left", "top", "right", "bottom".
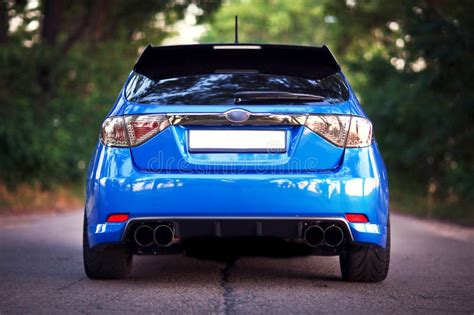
[{"left": 124, "top": 44, "right": 351, "bottom": 173}]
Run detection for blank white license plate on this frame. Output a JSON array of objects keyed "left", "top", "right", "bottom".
[{"left": 188, "top": 130, "right": 286, "bottom": 152}]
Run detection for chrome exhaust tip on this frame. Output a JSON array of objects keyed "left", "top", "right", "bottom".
[
  {"left": 134, "top": 224, "right": 154, "bottom": 247},
  {"left": 153, "top": 225, "right": 174, "bottom": 247},
  {"left": 324, "top": 225, "right": 344, "bottom": 247},
  {"left": 304, "top": 225, "right": 325, "bottom": 247}
]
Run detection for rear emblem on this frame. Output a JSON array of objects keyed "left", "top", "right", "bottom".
[{"left": 225, "top": 109, "right": 251, "bottom": 123}]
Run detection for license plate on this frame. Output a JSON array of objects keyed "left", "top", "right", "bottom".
[{"left": 188, "top": 130, "right": 286, "bottom": 153}]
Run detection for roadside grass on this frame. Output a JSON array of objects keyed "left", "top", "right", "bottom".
[
  {"left": 390, "top": 180, "right": 474, "bottom": 227},
  {"left": 0, "top": 182, "right": 83, "bottom": 216}
]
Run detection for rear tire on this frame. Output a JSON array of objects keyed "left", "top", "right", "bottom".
[
  {"left": 83, "top": 214, "right": 132, "bottom": 279},
  {"left": 339, "top": 219, "right": 390, "bottom": 282}
]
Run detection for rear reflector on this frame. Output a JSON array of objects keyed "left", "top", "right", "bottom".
[
  {"left": 345, "top": 213, "right": 369, "bottom": 223},
  {"left": 107, "top": 214, "right": 129, "bottom": 223}
]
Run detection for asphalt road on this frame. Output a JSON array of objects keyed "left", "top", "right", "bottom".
[{"left": 1, "top": 211, "right": 473, "bottom": 314}]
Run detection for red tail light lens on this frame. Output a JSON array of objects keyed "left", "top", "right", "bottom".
[
  {"left": 101, "top": 115, "right": 169, "bottom": 147},
  {"left": 106, "top": 214, "right": 129, "bottom": 222},
  {"left": 345, "top": 213, "right": 369, "bottom": 223},
  {"left": 124, "top": 115, "right": 170, "bottom": 146}
]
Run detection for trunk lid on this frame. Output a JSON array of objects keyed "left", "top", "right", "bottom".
[{"left": 126, "top": 103, "right": 352, "bottom": 173}]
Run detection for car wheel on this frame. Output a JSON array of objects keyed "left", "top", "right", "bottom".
[
  {"left": 339, "top": 219, "right": 390, "bottom": 282},
  {"left": 83, "top": 214, "right": 132, "bottom": 279}
]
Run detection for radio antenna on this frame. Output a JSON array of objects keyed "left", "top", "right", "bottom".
[{"left": 234, "top": 15, "right": 239, "bottom": 44}]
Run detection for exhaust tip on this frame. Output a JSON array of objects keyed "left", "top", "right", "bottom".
[
  {"left": 154, "top": 225, "right": 174, "bottom": 247},
  {"left": 134, "top": 225, "right": 154, "bottom": 247},
  {"left": 324, "top": 225, "right": 344, "bottom": 247},
  {"left": 304, "top": 225, "right": 324, "bottom": 247}
]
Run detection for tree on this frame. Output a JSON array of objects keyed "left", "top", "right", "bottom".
[
  {"left": 324, "top": 0, "right": 474, "bottom": 210},
  {"left": 0, "top": 0, "right": 220, "bottom": 186},
  {"left": 202, "top": 0, "right": 474, "bottom": 219},
  {"left": 202, "top": 0, "right": 329, "bottom": 45}
]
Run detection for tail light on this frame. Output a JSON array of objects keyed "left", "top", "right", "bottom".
[
  {"left": 305, "top": 115, "right": 372, "bottom": 148},
  {"left": 125, "top": 115, "right": 170, "bottom": 146},
  {"left": 346, "top": 116, "right": 373, "bottom": 147},
  {"left": 101, "top": 113, "right": 372, "bottom": 148},
  {"left": 101, "top": 115, "right": 169, "bottom": 147}
]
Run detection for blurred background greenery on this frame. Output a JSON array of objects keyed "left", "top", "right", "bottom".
[{"left": 0, "top": 0, "right": 472, "bottom": 223}]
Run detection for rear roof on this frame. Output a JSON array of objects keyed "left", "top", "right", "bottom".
[{"left": 133, "top": 44, "right": 340, "bottom": 81}]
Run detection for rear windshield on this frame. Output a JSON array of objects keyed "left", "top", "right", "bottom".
[{"left": 125, "top": 72, "right": 349, "bottom": 105}]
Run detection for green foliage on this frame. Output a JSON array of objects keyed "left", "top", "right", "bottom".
[
  {"left": 202, "top": 0, "right": 329, "bottom": 44},
  {"left": 203, "top": 0, "right": 474, "bottom": 217},
  {"left": 0, "top": 0, "right": 218, "bottom": 187},
  {"left": 326, "top": 0, "right": 474, "bottom": 205}
]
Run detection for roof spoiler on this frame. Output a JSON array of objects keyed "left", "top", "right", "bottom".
[{"left": 133, "top": 43, "right": 341, "bottom": 81}]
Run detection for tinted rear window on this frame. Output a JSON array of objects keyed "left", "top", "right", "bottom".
[{"left": 125, "top": 72, "right": 349, "bottom": 105}]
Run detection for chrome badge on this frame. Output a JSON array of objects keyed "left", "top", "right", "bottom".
[{"left": 224, "top": 109, "right": 251, "bottom": 123}]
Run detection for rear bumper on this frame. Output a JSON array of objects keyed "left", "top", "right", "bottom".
[{"left": 85, "top": 143, "right": 389, "bottom": 249}]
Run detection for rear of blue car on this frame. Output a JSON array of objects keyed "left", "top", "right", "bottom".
[{"left": 83, "top": 44, "right": 390, "bottom": 282}]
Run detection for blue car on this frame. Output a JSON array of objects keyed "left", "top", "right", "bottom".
[{"left": 83, "top": 44, "right": 390, "bottom": 282}]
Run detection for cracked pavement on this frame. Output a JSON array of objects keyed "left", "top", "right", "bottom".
[{"left": 0, "top": 211, "right": 473, "bottom": 314}]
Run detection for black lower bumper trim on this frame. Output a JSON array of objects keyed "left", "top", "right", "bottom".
[{"left": 123, "top": 217, "right": 353, "bottom": 242}]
